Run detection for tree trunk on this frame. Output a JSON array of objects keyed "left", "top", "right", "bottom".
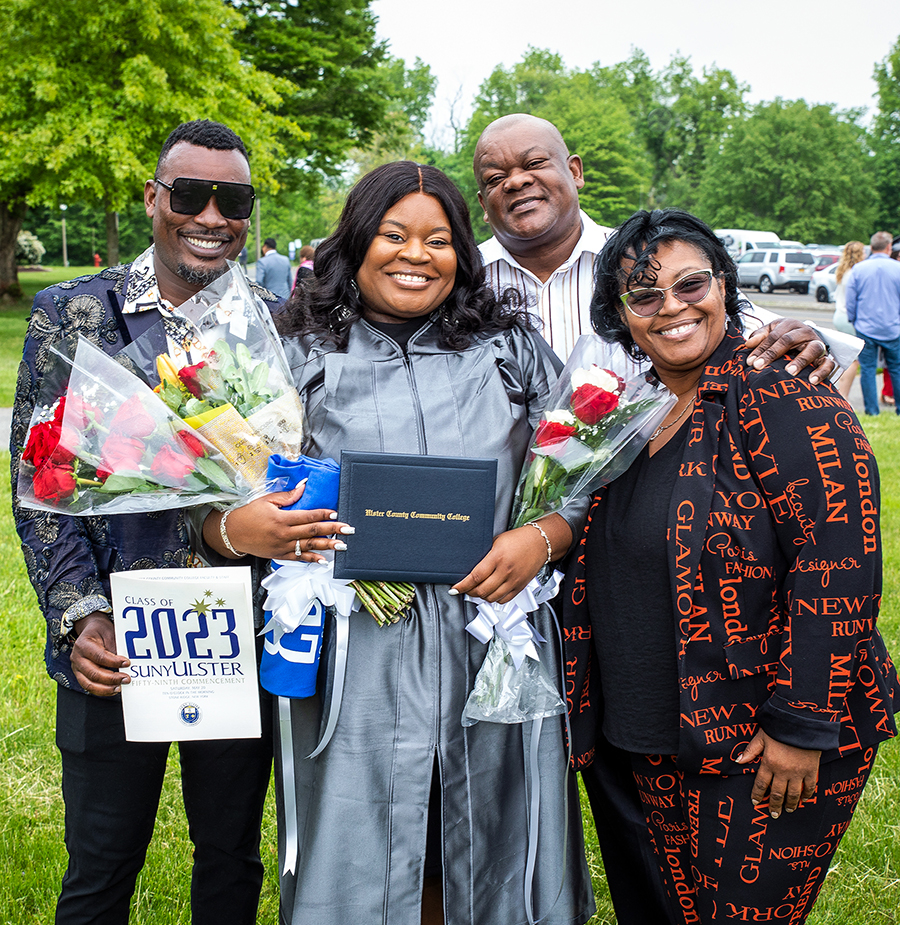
[
  {"left": 105, "top": 210, "right": 120, "bottom": 266},
  {"left": 0, "top": 198, "right": 27, "bottom": 300}
]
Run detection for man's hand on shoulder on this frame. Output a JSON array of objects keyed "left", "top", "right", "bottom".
[
  {"left": 745, "top": 318, "right": 836, "bottom": 385},
  {"left": 71, "top": 613, "right": 131, "bottom": 696}
]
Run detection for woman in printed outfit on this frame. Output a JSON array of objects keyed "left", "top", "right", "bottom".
[{"left": 564, "top": 208, "right": 899, "bottom": 924}]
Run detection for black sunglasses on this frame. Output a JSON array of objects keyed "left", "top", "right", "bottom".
[{"left": 154, "top": 176, "right": 256, "bottom": 220}]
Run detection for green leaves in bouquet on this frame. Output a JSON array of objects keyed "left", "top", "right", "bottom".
[{"left": 213, "top": 339, "right": 276, "bottom": 417}]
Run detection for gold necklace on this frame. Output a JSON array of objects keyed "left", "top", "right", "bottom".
[{"left": 649, "top": 396, "right": 694, "bottom": 441}]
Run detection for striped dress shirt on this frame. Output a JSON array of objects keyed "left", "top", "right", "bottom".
[{"left": 479, "top": 211, "right": 612, "bottom": 360}]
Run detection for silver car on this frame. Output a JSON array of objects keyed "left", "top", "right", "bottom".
[
  {"left": 812, "top": 264, "right": 838, "bottom": 303},
  {"left": 735, "top": 249, "right": 816, "bottom": 294}
]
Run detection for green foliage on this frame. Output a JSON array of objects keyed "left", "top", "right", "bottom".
[
  {"left": 24, "top": 201, "right": 151, "bottom": 266},
  {"left": 697, "top": 99, "right": 878, "bottom": 242},
  {"left": 231, "top": 0, "right": 391, "bottom": 181},
  {"left": 872, "top": 36, "right": 900, "bottom": 230},
  {"left": 0, "top": 0, "right": 304, "bottom": 293},
  {"left": 0, "top": 0, "right": 300, "bottom": 207},
  {"left": 15, "top": 231, "right": 45, "bottom": 265}
]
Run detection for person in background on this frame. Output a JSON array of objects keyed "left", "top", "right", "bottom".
[
  {"left": 846, "top": 230, "right": 900, "bottom": 415},
  {"left": 256, "top": 236, "right": 293, "bottom": 300},
  {"left": 10, "top": 120, "right": 275, "bottom": 925},
  {"left": 293, "top": 244, "right": 315, "bottom": 289},
  {"left": 565, "top": 207, "right": 898, "bottom": 924},
  {"left": 471, "top": 110, "right": 851, "bottom": 925},
  {"left": 202, "top": 161, "right": 596, "bottom": 925},
  {"left": 831, "top": 240, "right": 865, "bottom": 399}
]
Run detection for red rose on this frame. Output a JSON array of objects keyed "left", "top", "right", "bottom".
[
  {"left": 178, "top": 361, "right": 207, "bottom": 399},
  {"left": 64, "top": 395, "right": 102, "bottom": 429},
  {"left": 23, "top": 419, "right": 63, "bottom": 468},
  {"left": 150, "top": 445, "right": 196, "bottom": 483},
  {"left": 108, "top": 395, "right": 156, "bottom": 438},
  {"left": 570, "top": 384, "right": 619, "bottom": 424},
  {"left": 534, "top": 420, "right": 578, "bottom": 447},
  {"left": 33, "top": 463, "right": 77, "bottom": 503},
  {"left": 175, "top": 429, "right": 206, "bottom": 458},
  {"left": 98, "top": 435, "right": 146, "bottom": 479}
]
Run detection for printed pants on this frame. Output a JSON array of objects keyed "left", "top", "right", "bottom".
[{"left": 629, "top": 747, "right": 877, "bottom": 924}]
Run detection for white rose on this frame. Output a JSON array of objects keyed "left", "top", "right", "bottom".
[
  {"left": 570, "top": 364, "right": 621, "bottom": 393},
  {"left": 542, "top": 410, "right": 578, "bottom": 426}
]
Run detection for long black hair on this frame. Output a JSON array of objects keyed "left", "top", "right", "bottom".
[
  {"left": 590, "top": 209, "right": 747, "bottom": 361},
  {"left": 277, "top": 161, "right": 531, "bottom": 348}
]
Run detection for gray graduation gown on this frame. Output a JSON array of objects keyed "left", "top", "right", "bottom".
[{"left": 277, "top": 317, "right": 595, "bottom": 925}]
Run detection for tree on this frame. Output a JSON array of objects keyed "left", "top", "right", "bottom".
[
  {"left": 0, "top": 0, "right": 301, "bottom": 298},
  {"left": 697, "top": 99, "right": 878, "bottom": 243},
  {"left": 591, "top": 51, "right": 748, "bottom": 210},
  {"left": 230, "top": 0, "right": 394, "bottom": 182},
  {"left": 872, "top": 35, "right": 900, "bottom": 230}
]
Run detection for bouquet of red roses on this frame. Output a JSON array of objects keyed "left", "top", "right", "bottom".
[
  {"left": 17, "top": 337, "right": 247, "bottom": 515},
  {"left": 462, "top": 334, "right": 674, "bottom": 726},
  {"left": 119, "top": 265, "right": 304, "bottom": 488},
  {"left": 511, "top": 334, "right": 674, "bottom": 527}
]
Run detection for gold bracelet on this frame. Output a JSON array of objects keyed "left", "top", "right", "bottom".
[
  {"left": 219, "top": 509, "right": 247, "bottom": 558},
  {"left": 526, "top": 520, "right": 552, "bottom": 566}
]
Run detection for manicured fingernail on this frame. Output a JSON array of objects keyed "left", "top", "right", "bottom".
[
  {"left": 448, "top": 588, "right": 459, "bottom": 596},
  {"left": 771, "top": 811, "right": 780, "bottom": 819},
  {"left": 340, "top": 526, "right": 355, "bottom": 534},
  {"left": 751, "top": 798, "right": 759, "bottom": 805},
  {"left": 334, "top": 541, "right": 348, "bottom": 551},
  {"left": 329, "top": 512, "right": 338, "bottom": 520},
  {"left": 786, "top": 807, "right": 795, "bottom": 813},
  {"left": 786, "top": 364, "right": 798, "bottom": 375}
]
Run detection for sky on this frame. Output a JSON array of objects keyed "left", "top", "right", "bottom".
[{"left": 371, "top": 0, "right": 900, "bottom": 146}]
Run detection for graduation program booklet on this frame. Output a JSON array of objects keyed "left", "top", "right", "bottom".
[{"left": 111, "top": 567, "right": 261, "bottom": 742}]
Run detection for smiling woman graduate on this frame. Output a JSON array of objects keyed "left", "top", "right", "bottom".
[
  {"left": 563, "top": 208, "right": 900, "bottom": 925},
  {"left": 200, "top": 161, "right": 596, "bottom": 925}
]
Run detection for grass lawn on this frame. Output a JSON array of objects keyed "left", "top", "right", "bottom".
[
  {"left": 0, "top": 267, "right": 98, "bottom": 407},
  {"left": 2, "top": 420, "right": 900, "bottom": 923}
]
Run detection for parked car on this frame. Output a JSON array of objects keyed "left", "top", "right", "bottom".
[
  {"left": 715, "top": 228, "right": 780, "bottom": 259},
  {"left": 735, "top": 249, "right": 816, "bottom": 293},
  {"left": 813, "top": 253, "right": 841, "bottom": 272},
  {"left": 812, "top": 264, "right": 838, "bottom": 303}
]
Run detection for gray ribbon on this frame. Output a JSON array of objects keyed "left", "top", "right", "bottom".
[
  {"left": 306, "top": 610, "right": 350, "bottom": 759},
  {"left": 278, "top": 696, "right": 299, "bottom": 876}
]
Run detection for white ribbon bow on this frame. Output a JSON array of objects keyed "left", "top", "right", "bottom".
[
  {"left": 464, "top": 570, "right": 564, "bottom": 669},
  {"left": 260, "top": 558, "right": 358, "bottom": 649}
]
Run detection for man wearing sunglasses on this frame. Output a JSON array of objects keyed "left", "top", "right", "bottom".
[
  {"left": 12, "top": 120, "right": 277, "bottom": 925},
  {"left": 472, "top": 113, "right": 861, "bottom": 925}
]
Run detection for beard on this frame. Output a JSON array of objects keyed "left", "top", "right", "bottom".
[{"left": 176, "top": 261, "right": 228, "bottom": 288}]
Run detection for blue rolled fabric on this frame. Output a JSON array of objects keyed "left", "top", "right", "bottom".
[
  {"left": 267, "top": 453, "right": 340, "bottom": 511},
  {"left": 260, "top": 454, "right": 341, "bottom": 698}
]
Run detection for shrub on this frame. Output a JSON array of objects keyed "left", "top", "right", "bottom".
[{"left": 15, "top": 231, "right": 46, "bottom": 265}]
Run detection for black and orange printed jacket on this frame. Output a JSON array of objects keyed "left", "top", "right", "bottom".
[{"left": 563, "top": 327, "right": 900, "bottom": 775}]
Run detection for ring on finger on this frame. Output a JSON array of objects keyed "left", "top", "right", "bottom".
[{"left": 295, "top": 539, "right": 302, "bottom": 557}]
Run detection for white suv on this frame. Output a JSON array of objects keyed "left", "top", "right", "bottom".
[{"left": 735, "top": 249, "right": 816, "bottom": 294}]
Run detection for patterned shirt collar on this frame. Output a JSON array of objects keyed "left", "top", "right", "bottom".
[{"left": 122, "top": 245, "right": 178, "bottom": 315}]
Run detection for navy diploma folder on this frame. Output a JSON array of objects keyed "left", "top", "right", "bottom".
[{"left": 332, "top": 451, "right": 498, "bottom": 584}]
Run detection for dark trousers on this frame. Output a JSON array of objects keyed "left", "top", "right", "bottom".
[
  {"left": 629, "top": 747, "right": 878, "bottom": 924},
  {"left": 55, "top": 685, "right": 273, "bottom": 925},
  {"left": 581, "top": 731, "right": 676, "bottom": 924}
]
